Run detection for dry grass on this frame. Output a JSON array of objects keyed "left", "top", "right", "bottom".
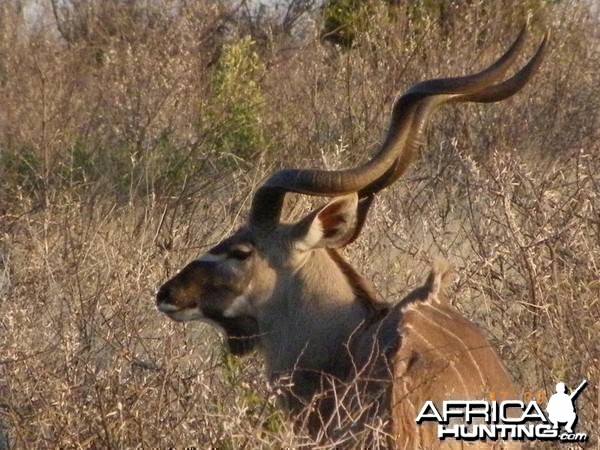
[{"left": 1, "top": 0, "right": 599, "bottom": 448}]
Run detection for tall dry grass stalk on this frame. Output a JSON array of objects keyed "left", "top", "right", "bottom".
[{"left": 0, "top": 0, "right": 598, "bottom": 448}]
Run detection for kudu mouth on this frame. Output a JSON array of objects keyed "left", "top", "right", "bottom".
[
  {"left": 155, "top": 299, "right": 181, "bottom": 314},
  {"left": 155, "top": 259, "right": 212, "bottom": 321},
  {"left": 156, "top": 253, "right": 250, "bottom": 316},
  {"left": 156, "top": 259, "right": 260, "bottom": 355},
  {"left": 156, "top": 286, "right": 203, "bottom": 322}
]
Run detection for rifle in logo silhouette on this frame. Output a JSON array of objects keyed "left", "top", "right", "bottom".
[{"left": 569, "top": 380, "right": 587, "bottom": 401}]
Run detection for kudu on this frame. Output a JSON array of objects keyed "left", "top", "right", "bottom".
[{"left": 157, "top": 25, "right": 548, "bottom": 448}]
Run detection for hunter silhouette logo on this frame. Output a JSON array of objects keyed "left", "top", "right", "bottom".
[
  {"left": 546, "top": 380, "right": 587, "bottom": 434},
  {"left": 415, "top": 379, "right": 589, "bottom": 443}
]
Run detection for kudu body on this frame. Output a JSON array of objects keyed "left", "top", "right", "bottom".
[{"left": 157, "top": 26, "right": 547, "bottom": 448}]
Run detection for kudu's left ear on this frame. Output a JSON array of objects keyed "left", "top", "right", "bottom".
[{"left": 293, "top": 193, "right": 363, "bottom": 250}]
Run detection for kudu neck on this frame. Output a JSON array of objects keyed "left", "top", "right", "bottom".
[{"left": 259, "top": 248, "right": 372, "bottom": 383}]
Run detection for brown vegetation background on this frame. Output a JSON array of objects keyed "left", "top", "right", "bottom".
[{"left": 0, "top": 0, "right": 598, "bottom": 448}]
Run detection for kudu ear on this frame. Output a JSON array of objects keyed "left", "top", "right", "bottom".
[{"left": 293, "top": 193, "right": 361, "bottom": 250}]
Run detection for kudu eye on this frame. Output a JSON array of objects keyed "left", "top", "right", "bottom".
[{"left": 228, "top": 247, "right": 253, "bottom": 261}]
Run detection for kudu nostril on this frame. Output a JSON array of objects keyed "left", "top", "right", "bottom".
[{"left": 156, "top": 285, "right": 170, "bottom": 305}]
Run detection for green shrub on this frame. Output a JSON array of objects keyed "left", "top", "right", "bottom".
[{"left": 206, "top": 36, "right": 267, "bottom": 164}]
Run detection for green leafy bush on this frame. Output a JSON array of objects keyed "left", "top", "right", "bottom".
[{"left": 206, "top": 36, "right": 267, "bottom": 164}]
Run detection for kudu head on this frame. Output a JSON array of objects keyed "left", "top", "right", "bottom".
[{"left": 156, "top": 26, "right": 547, "bottom": 364}]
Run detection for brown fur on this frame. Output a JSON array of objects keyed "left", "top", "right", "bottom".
[
  {"left": 280, "top": 261, "right": 522, "bottom": 448},
  {"left": 388, "top": 262, "right": 520, "bottom": 449}
]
